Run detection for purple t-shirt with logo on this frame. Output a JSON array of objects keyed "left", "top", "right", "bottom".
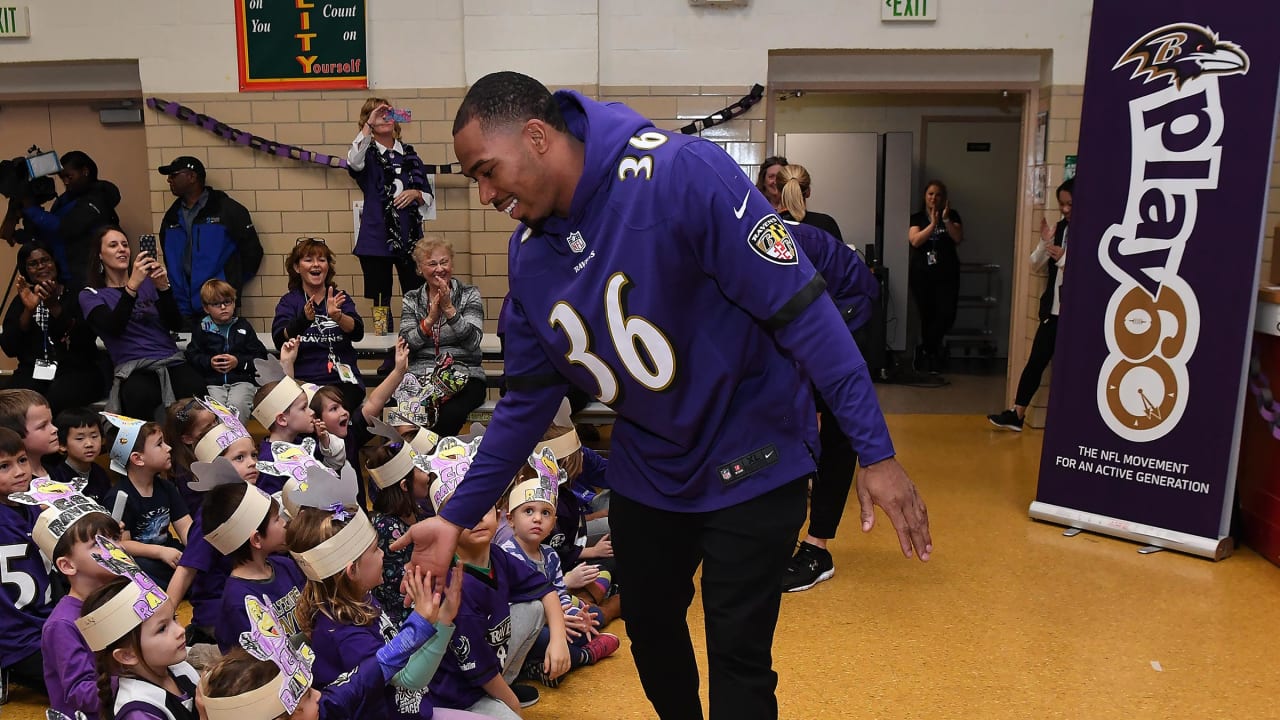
[
  {"left": 79, "top": 279, "right": 179, "bottom": 364},
  {"left": 440, "top": 91, "right": 893, "bottom": 528},
  {"left": 428, "top": 546, "right": 550, "bottom": 709},
  {"left": 217, "top": 556, "right": 306, "bottom": 653}
]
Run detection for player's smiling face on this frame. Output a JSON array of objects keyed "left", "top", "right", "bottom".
[{"left": 455, "top": 117, "right": 555, "bottom": 227}]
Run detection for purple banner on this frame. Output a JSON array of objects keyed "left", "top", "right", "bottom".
[{"left": 1033, "top": 4, "right": 1280, "bottom": 550}]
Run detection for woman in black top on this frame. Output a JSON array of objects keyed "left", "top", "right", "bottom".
[
  {"left": 0, "top": 242, "right": 105, "bottom": 414},
  {"left": 908, "top": 179, "right": 964, "bottom": 373}
]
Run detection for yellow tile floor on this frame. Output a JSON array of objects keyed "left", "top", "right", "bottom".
[{"left": 9, "top": 415, "right": 1280, "bottom": 719}]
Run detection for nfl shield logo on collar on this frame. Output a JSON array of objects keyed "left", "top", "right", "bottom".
[{"left": 567, "top": 231, "right": 587, "bottom": 253}]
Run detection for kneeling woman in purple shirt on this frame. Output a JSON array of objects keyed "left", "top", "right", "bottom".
[
  {"left": 272, "top": 238, "right": 365, "bottom": 413},
  {"left": 80, "top": 226, "right": 205, "bottom": 420}
]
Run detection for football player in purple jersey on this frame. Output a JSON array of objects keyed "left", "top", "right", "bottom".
[{"left": 396, "top": 71, "right": 932, "bottom": 720}]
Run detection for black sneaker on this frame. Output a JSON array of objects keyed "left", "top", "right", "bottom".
[
  {"left": 987, "top": 409, "right": 1024, "bottom": 432},
  {"left": 782, "top": 541, "right": 835, "bottom": 593},
  {"left": 510, "top": 682, "right": 540, "bottom": 708}
]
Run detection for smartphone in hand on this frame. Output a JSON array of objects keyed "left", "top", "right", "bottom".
[
  {"left": 386, "top": 108, "right": 412, "bottom": 124},
  {"left": 139, "top": 233, "right": 157, "bottom": 258}
]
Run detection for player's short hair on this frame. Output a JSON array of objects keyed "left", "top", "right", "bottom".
[{"left": 453, "top": 71, "right": 567, "bottom": 135}]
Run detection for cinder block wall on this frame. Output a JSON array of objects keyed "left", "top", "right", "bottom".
[{"left": 143, "top": 85, "right": 767, "bottom": 339}]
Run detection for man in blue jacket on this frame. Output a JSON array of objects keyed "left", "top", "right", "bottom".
[
  {"left": 157, "top": 157, "right": 263, "bottom": 328},
  {"left": 396, "top": 72, "right": 932, "bottom": 720}
]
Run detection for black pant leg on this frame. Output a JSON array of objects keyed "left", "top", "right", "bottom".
[
  {"left": 119, "top": 372, "right": 163, "bottom": 420},
  {"left": 809, "top": 393, "right": 859, "bottom": 540},
  {"left": 394, "top": 255, "right": 425, "bottom": 295},
  {"left": 432, "top": 377, "right": 486, "bottom": 437},
  {"left": 700, "top": 478, "right": 808, "bottom": 720},
  {"left": 5, "top": 648, "right": 47, "bottom": 695},
  {"left": 611, "top": 491, "right": 705, "bottom": 720},
  {"left": 357, "top": 255, "right": 394, "bottom": 302},
  {"left": 1014, "top": 316, "right": 1059, "bottom": 407}
]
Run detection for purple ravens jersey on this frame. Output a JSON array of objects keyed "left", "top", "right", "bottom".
[
  {"left": 0, "top": 502, "right": 52, "bottom": 668},
  {"left": 783, "top": 220, "right": 879, "bottom": 334},
  {"left": 442, "top": 91, "right": 894, "bottom": 527}
]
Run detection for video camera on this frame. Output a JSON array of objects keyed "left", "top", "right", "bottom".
[{"left": 0, "top": 146, "right": 60, "bottom": 205}]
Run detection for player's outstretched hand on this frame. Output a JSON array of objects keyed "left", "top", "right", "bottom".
[
  {"left": 392, "top": 515, "right": 463, "bottom": 594},
  {"left": 856, "top": 456, "right": 932, "bottom": 561}
]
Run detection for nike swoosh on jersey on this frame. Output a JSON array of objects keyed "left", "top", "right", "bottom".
[{"left": 733, "top": 191, "right": 750, "bottom": 220}]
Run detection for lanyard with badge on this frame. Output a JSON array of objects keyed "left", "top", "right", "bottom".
[
  {"left": 33, "top": 302, "right": 57, "bottom": 381},
  {"left": 315, "top": 294, "right": 359, "bottom": 385}
]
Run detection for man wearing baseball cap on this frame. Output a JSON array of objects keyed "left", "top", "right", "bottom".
[{"left": 157, "top": 156, "right": 263, "bottom": 327}]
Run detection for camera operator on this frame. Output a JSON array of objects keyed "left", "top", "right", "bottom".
[{"left": 2, "top": 150, "right": 120, "bottom": 287}]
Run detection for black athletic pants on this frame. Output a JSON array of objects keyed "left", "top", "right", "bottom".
[
  {"left": 1014, "top": 315, "right": 1058, "bottom": 408},
  {"left": 610, "top": 477, "right": 808, "bottom": 720}
]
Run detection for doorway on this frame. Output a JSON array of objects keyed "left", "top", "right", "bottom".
[
  {"left": 921, "top": 117, "right": 1022, "bottom": 361},
  {"left": 771, "top": 91, "right": 1030, "bottom": 412}
]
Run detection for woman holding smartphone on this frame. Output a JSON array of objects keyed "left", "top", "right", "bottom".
[
  {"left": 1, "top": 242, "right": 105, "bottom": 414},
  {"left": 80, "top": 225, "right": 204, "bottom": 419},
  {"left": 348, "top": 97, "right": 434, "bottom": 318}
]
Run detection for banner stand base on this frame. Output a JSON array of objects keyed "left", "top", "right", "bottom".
[{"left": 1029, "top": 502, "right": 1234, "bottom": 561}]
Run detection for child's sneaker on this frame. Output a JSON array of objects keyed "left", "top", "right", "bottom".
[
  {"left": 521, "top": 658, "right": 562, "bottom": 689},
  {"left": 987, "top": 409, "right": 1024, "bottom": 432},
  {"left": 583, "top": 632, "right": 620, "bottom": 665},
  {"left": 510, "top": 682, "right": 540, "bottom": 707}
]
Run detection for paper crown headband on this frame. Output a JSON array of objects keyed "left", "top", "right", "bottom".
[
  {"left": 508, "top": 447, "right": 563, "bottom": 512},
  {"left": 100, "top": 412, "right": 147, "bottom": 475},
  {"left": 366, "top": 416, "right": 440, "bottom": 490},
  {"left": 535, "top": 399, "right": 580, "bottom": 466},
  {"left": 279, "top": 455, "right": 374, "bottom": 581},
  {"left": 194, "top": 397, "right": 252, "bottom": 463},
  {"left": 419, "top": 435, "right": 484, "bottom": 512},
  {"left": 74, "top": 536, "right": 169, "bottom": 651},
  {"left": 8, "top": 477, "right": 112, "bottom": 559},
  {"left": 190, "top": 457, "right": 273, "bottom": 555},
  {"left": 201, "top": 593, "right": 317, "bottom": 720},
  {"left": 253, "top": 358, "right": 306, "bottom": 427}
]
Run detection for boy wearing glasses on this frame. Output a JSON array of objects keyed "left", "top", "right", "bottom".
[{"left": 184, "top": 279, "right": 268, "bottom": 424}]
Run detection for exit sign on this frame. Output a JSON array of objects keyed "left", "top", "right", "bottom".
[
  {"left": 0, "top": 6, "right": 29, "bottom": 37},
  {"left": 882, "top": 0, "right": 935, "bottom": 22}
]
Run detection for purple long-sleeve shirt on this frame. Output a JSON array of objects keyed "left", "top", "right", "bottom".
[
  {"left": 441, "top": 91, "right": 894, "bottom": 529},
  {"left": 43, "top": 595, "right": 98, "bottom": 716}
]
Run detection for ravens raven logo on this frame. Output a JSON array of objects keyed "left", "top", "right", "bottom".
[{"left": 1115, "top": 23, "right": 1249, "bottom": 89}]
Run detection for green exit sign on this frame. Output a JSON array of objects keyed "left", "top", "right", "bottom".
[
  {"left": 882, "top": 0, "right": 936, "bottom": 22},
  {"left": 0, "top": 6, "right": 30, "bottom": 38}
]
